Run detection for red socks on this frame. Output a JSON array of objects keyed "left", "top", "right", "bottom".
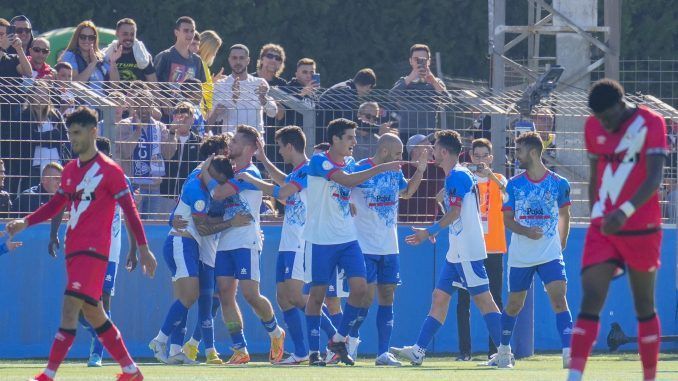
[
  {"left": 95, "top": 320, "right": 135, "bottom": 368},
  {"left": 638, "top": 314, "right": 661, "bottom": 381},
  {"left": 569, "top": 314, "right": 600, "bottom": 373},
  {"left": 46, "top": 328, "right": 76, "bottom": 374}
]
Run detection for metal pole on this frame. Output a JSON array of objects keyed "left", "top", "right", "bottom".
[
  {"left": 490, "top": 0, "right": 507, "bottom": 175},
  {"left": 604, "top": 0, "right": 621, "bottom": 80},
  {"left": 435, "top": 51, "right": 447, "bottom": 130}
]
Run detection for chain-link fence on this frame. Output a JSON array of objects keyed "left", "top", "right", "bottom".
[{"left": 0, "top": 76, "right": 676, "bottom": 224}]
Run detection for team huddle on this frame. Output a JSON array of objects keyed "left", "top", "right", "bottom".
[{"left": 3, "top": 79, "right": 667, "bottom": 381}]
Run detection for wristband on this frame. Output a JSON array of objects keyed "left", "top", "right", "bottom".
[
  {"left": 619, "top": 201, "right": 636, "bottom": 218},
  {"left": 427, "top": 222, "right": 442, "bottom": 236},
  {"left": 207, "top": 179, "right": 219, "bottom": 193},
  {"left": 273, "top": 185, "right": 281, "bottom": 199}
]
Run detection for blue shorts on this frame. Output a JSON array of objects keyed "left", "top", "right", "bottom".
[
  {"left": 215, "top": 248, "right": 261, "bottom": 282},
  {"left": 102, "top": 261, "right": 118, "bottom": 296},
  {"left": 163, "top": 235, "right": 200, "bottom": 281},
  {"left": 276, "top": 250, "right": 305, "bottom": 283},
  {"left": 303, "top": 266, "right": 348, "bottom": 297},
  {"left": 198, "top": 261, "right": 216, "bottom": 294},
  {"left": 436, "top": 260, "right": 490, "bottom": 296},
  {"left": 508, "top": 259, "right": 567, "bottom": 292},
  {"left": 365, "top": 254, "right": 401, "bottom": 285},
  {"left": 308, "top": 240, "right": 366, "bottom": 286}
]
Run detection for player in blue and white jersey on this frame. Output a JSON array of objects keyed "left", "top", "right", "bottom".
[
  {"left": 303, "top": 118, "right": 403, "bottom": 366},
  {"left": 149, "top": 156, "right": 251, "bottom": 364},
  {"left": 391, "top": 130, "right": 503, "bottom": 366},
  {"left": 496, "top": 132, "right": 572, "bottom": 369},
  {"left": 348, "top": 133, "right": 427, "bottom": 366},
  {"left": 207, "top": 125, "right": 286, "bottom": 365}
]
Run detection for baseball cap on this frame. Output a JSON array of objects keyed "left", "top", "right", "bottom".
[{"left": 406, "top": 134, "right": 428, "bottom": 156}]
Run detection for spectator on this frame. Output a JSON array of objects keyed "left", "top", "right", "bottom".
[
  {"left": 28, "top": 37, "right": 55, "bottom": 79},
  {"left": 97, "top": 90, "right": 128, "bottom": 137},
  {"left": 0, "top": 159, "right": 12, "bottom": 215},
  {"left": 53, "top": 62, "right": 77, "bottom": 115},
  {"left": 58, "top": 20, "right": 119, "bottom": 92},
  {"left": 197, "top": 30, "right": 224, "bottom": 115},
  {"left": 10, "top": 161, "right": 62, "bottom": 215},
  {"left": 390, "top": 44, "right": 448, "bottom": 136},
  {"left": 6, "top": 15, "right": 33, "bottom": 56},
  {"left": 103, "top": 18, "right": 156, "bottom": 82},
  {"left": 398, "top": 133, "right": 445, "bottom": 223},
  {"left": 253, "top": 43, "right": 288, "bottom": 163},
  {"left": 318, "top": 68, "right": 376, "bottom": 126},
  {"left": 160, "top": 101, "right": 203, "bottom": 205},
  {"left": 189, "top": 30, "right": 200, "bottom": 55},
  {"left": 209, "top": 44, "right": 277, "bottom": 134},
  {"left": 281, "top": 58, "right": 319, "bottom": 126},
  {"left": 12, "top": 81, "right": 71, "bottom": 191},
  {"left": 352, "top": 102, "right": 399, "bottom": 161},
  {"left": 154, "top": 16, "right": 206, "bottom": 84},
  {"left": 0, "top": 18, "right": 32, "bottom": 77},
  {"left": 115, "top": 89, "right": 177, "bottom": 219},
  {"left": 180, "top": 78, "right": 207, "bottom": 136}
]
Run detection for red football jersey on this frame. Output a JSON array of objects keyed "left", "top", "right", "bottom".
[
  {"left": 59, "top": 152, "right": 131, "bottom": 255},
  {"left": 585, "top": 105, "right": 668, "bottom": 231}
]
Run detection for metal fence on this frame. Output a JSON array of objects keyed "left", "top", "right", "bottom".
[{"left": 0, "top": 76, "right": 676, "bottom": 224}]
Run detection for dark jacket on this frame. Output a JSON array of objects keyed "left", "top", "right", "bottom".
[
  {"left": 160, "top": 131, "right": 202, "bottom": 198},
  {"left": 11, "top": 183, "right": 51, "bottom": 216},
  {"left": 317, "top": 79, "right": 360, "bottom": 126},
  {"left": 0, "top": 190, "right": 12, "bottom": 217}
]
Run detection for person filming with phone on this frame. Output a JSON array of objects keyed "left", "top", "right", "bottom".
[{"left": 0, "top": 18, "right": 32, "bottom": 78}]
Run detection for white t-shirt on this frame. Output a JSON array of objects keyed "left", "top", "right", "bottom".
[
  {"left": 443, "top": 165, "right": 487, "bottom": 263},
  {"left": 217, "top": 163, "right": 263, "bottom": 251},
  {"left": 212, "top": 74, "right": 277, "bottom": 134},
  {"left": 351, "top": 158, "right": 407, "bottom": 255},
  {"left": 303, "top": 152, "right": 357, "bottom": 245}
]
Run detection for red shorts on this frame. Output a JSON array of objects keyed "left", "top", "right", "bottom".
[
  {"left": 64, "top": 252, "right": 109, "bottom": 306},
  {"left": 582, "top": 225, "right": 662, "bottom": 273}
]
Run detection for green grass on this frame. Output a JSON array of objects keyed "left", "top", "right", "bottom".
[{"left": 1, "top": 354, "right": 677, "bottom": 381}]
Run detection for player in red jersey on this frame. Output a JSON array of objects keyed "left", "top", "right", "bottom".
[
  {"left": 6, "top": 106, "right": 157, "bottom": 381},
  {"left": 567, "top": 80, "right": 667, "bottom": 381}
]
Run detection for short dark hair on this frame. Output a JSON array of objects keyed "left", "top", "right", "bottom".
[
  {"left": 275, "top": 126, "right": 306, "bottom": 153},
  {"left": 434, "top": 130, "right": 462, "bottom": 156},
  {"left": 55, "top": 62, "right": 72, "bottom": 72},
  {"left": 236, "top": 125, "right": 260, "bottom": 146},
  {"left": 229, "top": 44, "right": 249, "bottom": 57},
  {"left": 180, "top": 77, "right": 202, "bottom": 92},
  {"left": 175, "top": 16, "right": 195, "bottom": 30},
  {"left": 297, "top": 58, "right": 316, "bottom": 69},
  {"left": 588, "top": 79, "right": 624, "bottom": 113},
  {"left": 515, "top": 131, "right": 543, "bottom": 155},
  {"left": 116, "top": 18, "right": 136, "bottom": 30},
  {"left": 472, "top": 138, "right": 492, "bottom": 152},
  {"left": 210, "top": 155, "right": 234, "bottom": 180},
  {"left": 66, "top": 106, "right": 98, "bottom": 129},
  {"left": 353, "top": 68, "right": 376, "bottom": 87},
  {"left": 410, "top": 44, "right": 430, "bottom": 58},
  {"left": 327, "top": 118, "right": 357, "bottom": 144},
  {"left": 96, "top": 136, "right": 112, "bottom": 156},
  {"left": 314, "top": 142, "right": 330, "bottom": 152},
  {"left": 0, "top": 18, "right": 9, "bottom": 28},
  {"left": 199, "top": 134, "right": 229, "bottom": 160}
]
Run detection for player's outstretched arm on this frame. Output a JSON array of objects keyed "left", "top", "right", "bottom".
[
  {"left": 200, "top": 163, "right": 238, "bottom": 200},
  {"left": 405, "top": 204, "right": 460, "bottom": 246},
  {"left": 559, "top": 205, "right": 571, "bottom": 251},
  {"left": 602, "top": 154, "right": 665, "bottom": 235},
  {"left": 193, "top": 213, "right": 252, "bottom": 236},
  {"left": 7, "top": 192, "right": 69, "bottom": 237},
  {"left": 401, "top": 152, "right": 428, "bottom": 199},
  {"left": 47, "top": 207, "right": 66, "bottom": 258},
  {"left": 235, "top": 172, "right": 299, "bottom": 201},
  {"left": 503, "top": 209, "right": 543, "bottom": 240},
  {"left": 0, "top": 231, "right": 22, "bottom": 256},
  {"left": 331, "top": 161, "right": 406, "bottom": 188},
  {"left": 254, "top": 138, "right": 287, "bottom": 186}
]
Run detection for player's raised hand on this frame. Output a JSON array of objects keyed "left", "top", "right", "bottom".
[
  {"left": 525, "top": 226, "right": 544, "bottom": 240},
  {"left": 414, "top": 149, "right": 429, "bottom": 172},
  {"left": 255, "top": 138, "right": 266, "bottom": 162},
  {"left": 138, "top": 245, "right": 158, "bottom": 278},
  {"left": 406, "top": 226, "right": 430, "bottom": 246},
  {"left": 5, "top": 219, "right": 27, "bottom": 237},
  {"left": 601, "top": 209, "right": 627, "bottom": 235}
]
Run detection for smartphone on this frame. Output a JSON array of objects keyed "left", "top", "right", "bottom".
[
  {"left": 467, "top": 164, "right": 479, "bottom": 172},
  {"left": 416, "top": 57, "right": 427, "bottom": 68},
  {"left": 7, "top": 25, "right": 15, "bottom": 36},
  {"left": 312, "top": 73, "right": 320, "bottom": 85}
]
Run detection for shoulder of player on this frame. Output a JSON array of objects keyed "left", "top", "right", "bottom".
[{"left": 637, "top": 105, "right": 667, "bottom": 130}]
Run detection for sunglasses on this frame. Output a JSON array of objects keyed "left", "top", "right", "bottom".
[
  {"left": 264, "top": 53, "right": 282, "bottom": 62},
  {"left": 15, "top": 27, "right": 32, "bottom": 34},
  {"left": 31, "top": 47, "right": 50, "bottom": 54},
  {"left": 79, "top": 34, "right": 96, "bottom": 42},
  {"left": 173, "top": 107, "right": 191, "bottom": 115}
]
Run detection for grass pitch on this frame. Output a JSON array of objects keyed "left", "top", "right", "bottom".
[{"left": 1, "top": 354, "right": 677, "bottom": 381}]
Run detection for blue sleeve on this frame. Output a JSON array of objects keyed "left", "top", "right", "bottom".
[
  {"left": 230, "top": 168, "right": 262, "bottom": 192},
  {"left": 60, "top": 51, "right": 78, "bottom": 71},
  {"left": 309, "top": 154, "right": 340, "bottom": 180},
  {"left": 558, "top": 177, "right": 572, "bottom": 208},
  {"left": 180, "top": 181, "right": 209, "bottom": 215},
  {"left": 503, "top": 179, "right": 516, "bottom": 211},
  {"left": 290, "top": 166, "right": 308, "bottom": 190},
  {"left": 445, "top": 171, "right": 472, "bottom": 207},
  {"left": 398, "top": 171, "right": 408, "bottom": 191}
]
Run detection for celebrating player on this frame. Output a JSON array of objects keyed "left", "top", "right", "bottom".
[
  {"left": 567, "top": 79, "right": 667, "bottom": 381},
  {"left": 391, "top": 130, "right": 502, "bottom": 366},
  {"left": 7, "top": 106, "right": 157, "bottom": 381},
  {"left": 495, "top": 132, "right": 572, "bottom": 369},
  {"left": 349, "top": 133, "right": 427, "bottom": 366}
]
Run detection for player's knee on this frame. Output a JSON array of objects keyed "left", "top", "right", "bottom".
[
  {"left": 431, "top": 290, "right": 451, "bottom": 310},
  {"left": 505, "top": 298, "right": 524, "bottom": 316},
  {"left": 633, "top": 299, "right": 655, "bottom": 318},
  {"left": 241, "top": 287, "right": 261, "bottom": 305}
]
